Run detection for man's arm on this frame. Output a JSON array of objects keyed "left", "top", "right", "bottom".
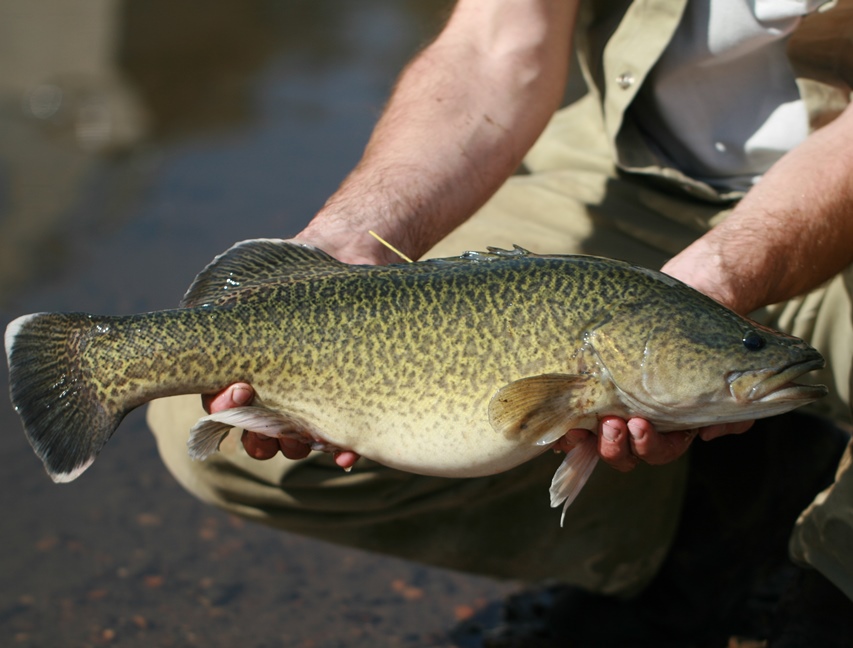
[
  {"left": 594, "top": 101, "right": 853, "bottom": 470},
  {"left": 298, "top": 0, "right": 578, "bottom": 264},
  {"left": 663, "top": 101, "right": 853, "bottom": 316},
  {"left": 211, "top": 0, "right": 580, "bottom": 461}
]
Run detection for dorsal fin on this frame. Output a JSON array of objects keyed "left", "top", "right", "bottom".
[
  {"left": 181, "top": 239, "right": 349, "bottom": 307},
  {"left": 457, "top": 245, "right": 533, "bottom": 262}
]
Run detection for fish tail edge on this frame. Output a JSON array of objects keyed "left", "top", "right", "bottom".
[{"left": 6, "top": 312, "right": 124, "bottom": 483}]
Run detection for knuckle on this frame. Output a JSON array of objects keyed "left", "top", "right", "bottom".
[{"left": 598, "top": 441, "right": 625, "bottom": 463}]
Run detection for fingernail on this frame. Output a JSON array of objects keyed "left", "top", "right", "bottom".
[
  {"left": 628, "top": 421, "right": 645, "bottom": 442},
  {"left": 232, "top": 385, "right": 252, "bottom": 406},
  {"left": 602, "top": 421, "right": 619, "bottom": 442}
]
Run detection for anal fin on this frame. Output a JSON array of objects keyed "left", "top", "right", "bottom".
[{"left": 187, "top": 405, "right": 310, "bottom": 460}]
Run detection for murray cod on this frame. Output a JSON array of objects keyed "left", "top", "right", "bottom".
[{"left": 5, "top": 240, "right": 827, "bottom": 521}]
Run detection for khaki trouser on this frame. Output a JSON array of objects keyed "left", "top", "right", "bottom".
[{"left": 148, "top": 96, "right": 853, "bottom": 598}]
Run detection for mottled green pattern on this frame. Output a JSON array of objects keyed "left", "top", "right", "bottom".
[{"left": 6, "top": 241, "right": 826, "bottom": 482}]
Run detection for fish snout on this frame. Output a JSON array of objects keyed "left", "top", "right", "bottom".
[{"left": 728, "top": 357, "right": 828, "bottom": 405}]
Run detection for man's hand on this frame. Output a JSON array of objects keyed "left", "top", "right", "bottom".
[
  {"left": 201, "top": 382, "right": 360, "bottom": 468},
  {"left": 556, "top": 418, "right": 755, "bottom": 471},
  {"left": 199, "top": 233, "right": 383, "bottom": 467}
]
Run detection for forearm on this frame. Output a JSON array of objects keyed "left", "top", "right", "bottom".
[
  {"left": 299, "top": 0, "right": 578, "bottom": 264},
  {"left": 663, "top": 102, "right": 853, "bottom": 315}
]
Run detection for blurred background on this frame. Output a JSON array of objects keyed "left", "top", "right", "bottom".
[{"left": 0, "top": 2, "right": 521, "bottom": 646}]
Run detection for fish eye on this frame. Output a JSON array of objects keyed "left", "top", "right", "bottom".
[{"left": 742, "top": 330, "right": 765, "bottom": 351}]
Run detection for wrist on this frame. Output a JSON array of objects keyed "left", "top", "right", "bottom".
[
  {"left": 661, "top": 239, "right": 757, "bottom": 315},
  {"left": 294, "top": 215, "right": 407, "bottom": 266}
]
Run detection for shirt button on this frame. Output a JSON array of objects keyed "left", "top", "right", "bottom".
[{"left": 616, "top": 71, "right": 635, "bottom": 89}]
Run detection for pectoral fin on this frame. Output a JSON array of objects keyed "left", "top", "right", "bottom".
[
  {"left": 187, "top": 406, "right": 310, "bottom": 460},
  {"left": 488, "top": 374, "right": 601, "bottom": 446},
  {"left": 550, "top": 437, "right": 599, "bottom": 526}
]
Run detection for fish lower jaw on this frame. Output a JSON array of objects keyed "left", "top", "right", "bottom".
[
  {"left": 653, "top": 388, "right": 826, "bottom": 428},
  {"left": 606, "top": 392, "right": 766, "bottom": 431},
  {"left": 730, "top": 358, "right": 826, "bottom": 402},
  {"left": 752, "top": 383, "right": 828, "bottom": 405}
]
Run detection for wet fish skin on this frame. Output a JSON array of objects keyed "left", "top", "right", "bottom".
[{"left": 4, "top": 240, "right": 827, "bottom": 519}]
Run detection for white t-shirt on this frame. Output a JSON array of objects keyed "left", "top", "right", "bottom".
[{"left": 633, "top": 0, "right": 826, "bottom": 192}]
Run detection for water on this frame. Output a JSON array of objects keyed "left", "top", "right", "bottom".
[{"left": 0, "top": 2, "right": 517, "bottom": 646}]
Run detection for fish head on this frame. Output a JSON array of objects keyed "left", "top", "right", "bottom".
[{"left": 585, "top": 286, "right": 827, "bottom": 427}]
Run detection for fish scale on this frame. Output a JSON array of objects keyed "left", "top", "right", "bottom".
[{"left": 4, "top": 239, "right": 827, "bottom": 521}]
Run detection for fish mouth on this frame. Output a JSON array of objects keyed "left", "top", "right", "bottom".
[{"left": 729, "top": 358, "right": 828, "bottom": 404}]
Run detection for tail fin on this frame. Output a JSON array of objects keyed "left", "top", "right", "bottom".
[{"left": 5, "top": 313, "right": 124, "bottom": 483}]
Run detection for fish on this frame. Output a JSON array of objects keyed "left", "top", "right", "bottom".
[{"left": 4, "top": 240, "right": 827, "bottom": 522}]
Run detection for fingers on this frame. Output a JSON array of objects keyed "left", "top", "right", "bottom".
[
  {"left": 241, "top": 431, "right": 358, "bottom": 465},
  {"left": 206, "top": 383, "right": 297, "bottom": 460},
  {"left": 559, "top": 422, "right": 635, "bottom": 470},
  {"left": 200, "top": 383, "right": 361, "bottom": 467},
  {"left": 626, "top": 418, "right": 696, "bottom": 466},
  {"left": 597, "top": 416, "right": 696, "bottom": 472},
  {"left": 277, "top": 436, "right": 313, "bottom": 461},
  {"left": 241, "top": 430, "right": 284, "bottom": 460},
  {"left": 698, "top": 419, "right": 754, "bottom": 441},
  {"left": 241, "top": 431, "right": 314, "bottom": 461},
  {"left": 202, "top": 383, "right": 254, "bottom": 413},
  {"left": 561, "top": 416, "right": 756, "bottom": 473},
  {"left": 555, "top": 428, "right": 593, "bottom": 454},
  {"left": 334, "top": 450, "right": 361, "bottom": 470},
  {"left": 203, "top": 383, "right": 313, "bottom": 461},
  {"left": 597, "top": 416, "right": 639, "bottom": 472},
  {"left": 241, "top": 432, "right": 314, "bottom": 461}
]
